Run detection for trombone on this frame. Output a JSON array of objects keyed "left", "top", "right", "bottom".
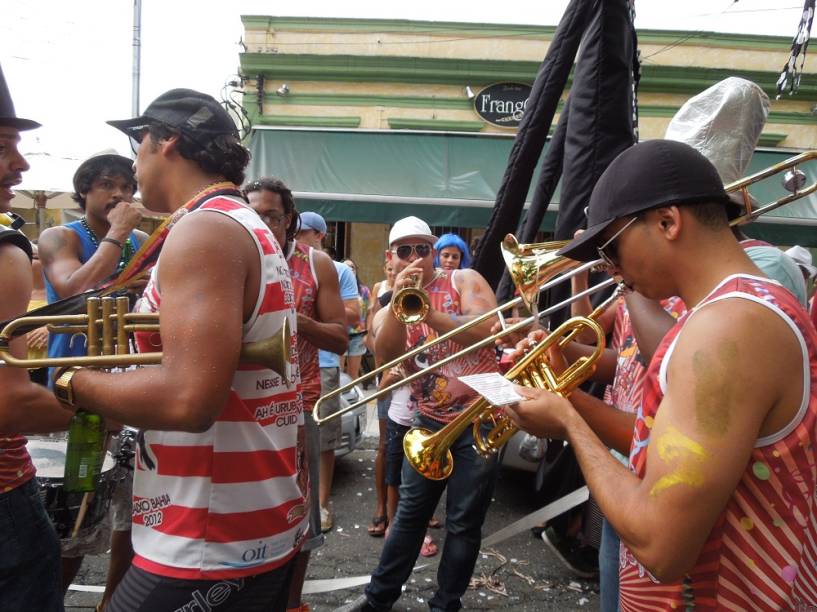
[
  {"left": 313, "top": 148, "right": 817, "bottom": 435},
  {"left": 0, "top": 295, "right": 292, "bottom": 382}
]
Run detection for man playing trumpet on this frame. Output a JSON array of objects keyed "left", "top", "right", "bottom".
[{"left": 347, "top": 216, "right": 500, "bottom": 612}]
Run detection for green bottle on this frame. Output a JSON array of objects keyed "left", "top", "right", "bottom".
[{"left": 64, "top": 410, "right": 105, "bottom": 492}]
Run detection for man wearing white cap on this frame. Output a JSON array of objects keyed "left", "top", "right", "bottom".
[
  {"left": 345, "top": 216, "right": 500, "bottom": 612},
  {"left": 296, "top": 211, "right": 359, "bottom": 532}
]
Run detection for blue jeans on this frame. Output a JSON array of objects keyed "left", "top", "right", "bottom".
[
  {"left": 0, "top": 478, "right": 63, "bottom": 612},
  {"left": 599, "top": 518, "right": 620, "bottom": 612},
  {"left": 365, "top": 415, "right": 499, "bottom": 612}
]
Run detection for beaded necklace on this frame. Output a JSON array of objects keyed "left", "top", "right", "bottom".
[{"left": 80, "top": 216, "right": 135, "bottom": 274}]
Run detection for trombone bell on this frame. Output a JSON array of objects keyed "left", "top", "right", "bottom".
[{"left": 500, "top": 235, "right": 578, "bottom": 313}]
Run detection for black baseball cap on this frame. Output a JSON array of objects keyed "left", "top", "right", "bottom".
[
  {"left": 106, "top": 88, "right": 237, "bottom": 143},
  {"left": 557, "top": 139, "right": 731, "bottom": 262}
]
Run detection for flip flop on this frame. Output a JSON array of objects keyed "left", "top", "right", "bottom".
[
  {"left": 367, "top": 515, "right": 387, "bottom": 537},
  {"left": 420, "top": 534, "right": 439, "bottom": 557}
]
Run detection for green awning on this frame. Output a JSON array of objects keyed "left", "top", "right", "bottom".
[{"left": 247, "top": 127, "right": 817, "bottom": 245}]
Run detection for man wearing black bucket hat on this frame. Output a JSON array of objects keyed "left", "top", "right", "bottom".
[
  {"left": 55, "top": 89, "right": 306, "bottom": 611},
  {"left": 505, "top": 139, "right": 817, "bottom": 610},
  {"left": 0, "top": 65, "right": 73, "bottom": 612}
]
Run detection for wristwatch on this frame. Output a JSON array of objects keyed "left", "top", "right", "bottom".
[{"left": 53, "top": 366, "right": 82, "bottom": 407}]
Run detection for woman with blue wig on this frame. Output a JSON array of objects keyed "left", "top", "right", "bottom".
[{"left": 433, "top": 233, "right": 471, "bottom": 270}]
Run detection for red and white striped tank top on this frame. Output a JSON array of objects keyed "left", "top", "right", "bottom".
[
  {"left": 404, "top": 269, "right": 498, "bottom": 424},
  {"left": 287, "top": 241, "right": 320, "bottom": 412},
  {"left": 621, "top": 274, "right": 817, "bottom": 610},
  {"left": 131, "top": 195, "right": 307, "bottom": 580}
]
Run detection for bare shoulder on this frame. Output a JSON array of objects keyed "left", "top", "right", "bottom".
[
  {"left": 0, "top": 243, "right": 33, "bottom": 319},
  {"left": 312, "top": 249, "right": 339, "bottom": 286},
  {"left": 372, "top": 304, "right": 390, "bottom": 335},
  {"left": 37, "top": 225, "right": 78, "bottom": 261},
  {"left": 162, "top": 210, "right": 254, "bottom": 264}
]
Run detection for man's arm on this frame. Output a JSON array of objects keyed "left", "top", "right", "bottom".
[
  {"left": 625, "top": 292, "right": 676, "bottom": 365},
  {"left": 507, "top": 299, "right": 797, "bottom": 582},
  {"left": 69, "top": 213, "right": 252, "bottom": 431},
  {"left": 0, "top": 244, "right": 73, "bottom": 433},
  {"left": 296, "top": 250, "right": 348, "bottom": 355},
  {"left": 423, "top": 268, "right": 498, "bottom": 347},
  {"left": 337, "top": 264, "right": 360, "bottom": 326},
  {"left": 38, "top": 203, "right": 143, "bottom": 298}
]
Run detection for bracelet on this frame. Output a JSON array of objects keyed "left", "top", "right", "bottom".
[
  {"left": 53, "top": 366, "right": 82, "bottom": 408},
  {"left": 101, "top": 237, "right": 124, "bottom": 250}
]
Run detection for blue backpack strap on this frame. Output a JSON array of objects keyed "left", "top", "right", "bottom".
[{"left": 0, "top": 228, "right": 32, "bottom": 261}]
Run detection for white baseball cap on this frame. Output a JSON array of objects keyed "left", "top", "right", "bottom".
[
  {"left": 785, "top": 245, "right": 817, "bottom": 279},
  {"left": 388, "top": 216, "right": 437, "bottom": 246}
]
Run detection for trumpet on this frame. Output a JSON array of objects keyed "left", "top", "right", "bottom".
[
  {"left": 0, "top": 295, "right": 291, "bottom": 382},
  {"left": 391, "top": 273, "right": 430, "bottom": 324},
  {"left": 404, "top": 312, "right": 609, "bottom": 480}
]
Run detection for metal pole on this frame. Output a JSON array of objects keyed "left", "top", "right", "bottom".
[{"left": 132, "top": 0, "right": 142, "bottom": 117}]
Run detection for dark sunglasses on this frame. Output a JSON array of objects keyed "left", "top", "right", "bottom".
[
  {"left": 597, "top": 215, "right": 640, "bottom": 268},
  {"left": 392, "top": 243, "right": 432, "bottom": 260}
]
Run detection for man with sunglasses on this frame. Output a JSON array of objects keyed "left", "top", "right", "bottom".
[
  {"left": 55, "top": 89, "right": 307, "bottom": 611},
  {"left": 505, "top": 139, "right": 817, "bottom": 610},
  {"left": 345, "top": 216, "right": 500, "bottom": 612},
  {"left": 245, "top": 178, "right": 349, "bottom": 612},
  {"left": 295, "top": 211, "right": 359, "bottom": 534}
]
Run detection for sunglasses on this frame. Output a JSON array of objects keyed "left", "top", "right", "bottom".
[
  {"left": 392, "top": 243, "right": 432, "bottom": 260},
  {"left": 597, "top": 215, "right": 640, "bottom": 268},
  {"left": 128, "top": 125, "right": 152, "bottom": 155}
]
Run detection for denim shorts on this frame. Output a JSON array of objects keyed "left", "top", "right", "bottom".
[
  {"left": 345, "top": 333, "right": 367, "bottom": 357},
  {"left": 376, "top": 392, "right": 392, "bottom": 421},
  {"left": 385, "top": 418, "right": 411, "bottom": 487}
]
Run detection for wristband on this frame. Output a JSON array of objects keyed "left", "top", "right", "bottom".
[
  {"left": 101, "top": 237, "right": 124, "bottom": 250},
  {"left": 53, "top": 366, "right": 82, "bottom": 408}
]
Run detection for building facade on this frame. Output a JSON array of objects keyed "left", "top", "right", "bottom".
[{"left": 240, "top": 16, "right": 817, "bottom": 286}]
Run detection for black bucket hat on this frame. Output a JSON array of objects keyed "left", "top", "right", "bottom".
[
  {"left": 106, "top": 88, "right": 237, "bottom": 143},
  {"left": 0, "top": 65, "right": 39, "bottom": 131},
  {"left": 557, "top": 139, "right": 731, "bottom": 262}
]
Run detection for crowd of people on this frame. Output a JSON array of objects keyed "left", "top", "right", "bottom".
[{"left": 2, "top": 60, "right": 817, "bottom": 612}]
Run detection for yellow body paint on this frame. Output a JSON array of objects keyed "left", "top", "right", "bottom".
[{"left": 650, "top": 425, "right": 709, "bottom": 497}]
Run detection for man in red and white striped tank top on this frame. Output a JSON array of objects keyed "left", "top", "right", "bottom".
[
  {"left": 506, "top": 140, "right": 817, "bottom": 610},
  {"left": 59, "top": 89, "right": 306, "bottom": 611},
  {"left": 245, "top": 177, "right": 349, "bottom": 612},
  {"left": 0, "top": 68, "right": 72, "bottom": 612}
]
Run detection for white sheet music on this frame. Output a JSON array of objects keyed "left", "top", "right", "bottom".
[{"left": 459, "top": 372, "right": 523, "bottom": 406}]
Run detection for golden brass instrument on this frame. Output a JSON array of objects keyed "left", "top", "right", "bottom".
[
  {"left": 391, "top": 273, "right": 431, "bottom": 324},
  {"left": 312, "top": 252, "right": 609, "bottom": 425},
  {"left": 0, "top": 296, "right": 291, "bottom": 382},
  {"left": 501, "top": 236, "right": 574, "bottom": 313},
  {"left": 403, "top": 294, "right": 613, "bottom": 480},
  {"left": 727, "top": 150, "right": 817, "bottom": 226}
]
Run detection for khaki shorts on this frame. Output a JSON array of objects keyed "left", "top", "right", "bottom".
[{"left": 318, "top": 367, "right": 342, "bottom": 452}]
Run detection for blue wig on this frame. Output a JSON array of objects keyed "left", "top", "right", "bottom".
[{"left": 434, "top": 233, "right": 471, "bottom": 269}]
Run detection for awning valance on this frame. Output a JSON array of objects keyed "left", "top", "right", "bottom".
[{"left": 247, "top": 127, "right": 817, "bottom": 245}]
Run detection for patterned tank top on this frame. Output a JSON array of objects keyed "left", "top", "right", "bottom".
[
  {"left": 404, "top": 269, "right": 498, "bottom": 424},
  {"left": 620, "top": 274, "right": 817, "bottom": 610},
  {"left": 287, "top": 241, "right": 320, "bottom": 412},
  {"left": 0, "top": 231, "right": 35, "bottom": 493},
  {"left": 131, "top": 195, "right": 307, "bottom": 580}
]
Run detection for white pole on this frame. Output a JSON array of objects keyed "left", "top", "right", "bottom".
[{"left": 132, "top": 0, "right": 142, "bottom": 117}]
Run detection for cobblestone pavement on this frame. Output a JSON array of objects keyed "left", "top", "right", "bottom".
[{"left": 64, "top": 445, "right": 600, "bottom": 611}]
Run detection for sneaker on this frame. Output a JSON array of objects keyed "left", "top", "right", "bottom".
[
  {"left": 320, "top": 506, "right": 334, "bottom": 533},
  {"left": 541, "top": 527, "right": 598, "bottom": 579},
  {"left": 333, "top": 594, "right": 375, "bottom": 612}
]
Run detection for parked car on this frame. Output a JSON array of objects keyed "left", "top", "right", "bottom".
[{"left": 336, "top": 372, "right": 367, "bottom": 457}]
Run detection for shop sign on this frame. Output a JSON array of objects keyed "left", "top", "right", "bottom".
[{"left": 473, "top": 83, "right": 532, "bottom": 128}]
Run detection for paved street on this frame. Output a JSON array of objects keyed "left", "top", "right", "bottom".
[{"left": 64, "top": 401, "right": 600, "bottom": 611}]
